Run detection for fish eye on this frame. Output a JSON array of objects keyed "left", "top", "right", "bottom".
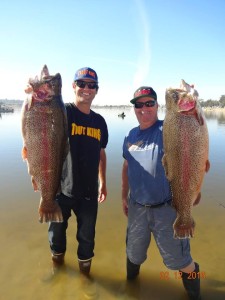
[{"left": 172, "top": 91, "right": 179, "bottom": 102}]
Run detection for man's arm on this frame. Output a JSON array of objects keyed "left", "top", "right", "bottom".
[
  {"left": 122, "top": 159, "right": 129, "bottom": 216},
  {"left": 98, "top": 148, "right": 107, "bottom": 203}
]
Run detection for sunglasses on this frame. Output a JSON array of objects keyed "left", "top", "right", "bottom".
[
  {"left": 134, "top": 100, "right": 156, "bottom": 109},
  {"left": 75, "top": 80, "right": 98, "bottom": 89}
]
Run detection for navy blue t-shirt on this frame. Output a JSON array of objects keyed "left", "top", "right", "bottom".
[
  {"left": 61, "top": 104, "right": 108, "bottom": 198},
  {"left": 123, "top": 120, "right": 172, "bottom": 205}
]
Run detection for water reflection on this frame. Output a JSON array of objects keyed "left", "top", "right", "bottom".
[
  {"left": 204, "top": 109, "right": 225, "bottom": 126},
  {"left": 0, "top": 108, "right": 225, "bottom": 300}
]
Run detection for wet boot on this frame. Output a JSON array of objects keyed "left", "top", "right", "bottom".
[
  {"left": 79, "top": 259, "right": 98, "bottom": 299},
  {"left": 41, "top": 253, "right": 65, "bottom": 282},
  {"left": 78, "top": 258, "right": 92, "bottom": 276},
  {"left": 127, "top": 257, "right": 140, "bottom": 280},
  {"left": 180, "top": 262, "right": 201, "bottom": 300},
  {"left": 52, "top": 253, "right": 65, "bottom": 268}
]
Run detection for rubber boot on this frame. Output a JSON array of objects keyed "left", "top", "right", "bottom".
[
  {"left": 78, "top": 258, "right": 92, "bottom": 276},
  {"left": 52, "top": 253, "right": 65, "bottom": 266},
  {"left": 79, "top": 259, "right": 98, "bottom": 299},
  {"left": 127, "top": 257, "right": 140, "bottom": 280},
  {"left": 41, "top": 253, "right": 65, "bottom": 282},
  {"left": 180, "top": 262, "right": 201, "bottom": 300}
]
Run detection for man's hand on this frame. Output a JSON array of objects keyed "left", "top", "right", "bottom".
[{"left": 98, "top": 183, "right": 107, "bottom": 203}]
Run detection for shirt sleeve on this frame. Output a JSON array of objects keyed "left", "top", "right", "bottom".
[{"left": 122, "top": 136, "right": 127, "bottom": 159}]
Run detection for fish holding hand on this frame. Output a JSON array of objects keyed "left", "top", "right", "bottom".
[
  {"left": 162, "top": 79, "right": 210, "bottom": 239},
  {"left": 21, "top": 65, "right": 69, "bottom": 223}
]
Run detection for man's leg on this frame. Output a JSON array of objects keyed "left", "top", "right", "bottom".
[
  {"left": 48, "top": 194, "right": 72, "bottom": 266},
  {"left": 153, "top": 204, "right": 200, "bottom": 300},
  {"left": 127, "top": 257, "right": 140, "bottom": 280},
  {"left": 75, "top": 196, "right": 98, "bottom": 276},
  {"left": 126, "top": 202, "right": 151, "bottom": 279},
  {"left": 180, "top": 262, "right": 201, "bottom": 300}
]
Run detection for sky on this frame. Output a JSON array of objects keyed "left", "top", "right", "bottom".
[{"left": 0, "top": 0, "right": 224, "bottom": 106}]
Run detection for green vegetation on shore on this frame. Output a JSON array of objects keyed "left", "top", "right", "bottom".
[{"left": 199, "top": 95, "right": 225, "bottom": 108}]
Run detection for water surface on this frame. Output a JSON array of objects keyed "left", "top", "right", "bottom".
[{"left": 0, "top": 107, "right": 224, "bottom": 299}]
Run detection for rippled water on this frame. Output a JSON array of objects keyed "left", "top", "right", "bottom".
[{"left": 0, "top": 107, "right": 225, "bottom": 300}]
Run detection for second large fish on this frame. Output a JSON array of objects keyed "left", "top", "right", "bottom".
[
  {"left": 21, "top": 65, "right": 69, "bottom": 223},
  {"left": 162, "top": 80, "right": 210, "bottom": 238}
]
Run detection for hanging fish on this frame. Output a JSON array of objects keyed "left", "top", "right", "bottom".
[
  {"left": 21, "top": 65, "right": 69, "bottom": 223},
  {"left": 162, "top": 80, "right": 210, "bottom": 238}
]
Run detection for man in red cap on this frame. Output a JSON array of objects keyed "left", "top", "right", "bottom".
[{"left": 122, "top": 86, "right": 201, "bottom": 300}]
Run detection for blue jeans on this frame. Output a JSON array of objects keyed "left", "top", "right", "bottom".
[{"left": 48, "top": 193, "right": 98, "bottom": 260}]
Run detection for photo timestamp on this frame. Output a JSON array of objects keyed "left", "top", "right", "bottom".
[{"left": 159, "top": 271, "right": 206, "bottom": 280}]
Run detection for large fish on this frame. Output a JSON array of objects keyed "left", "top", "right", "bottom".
[
  {"left": 21, "top": 65, "right": 69, "bottom": 223},
  {"left": 162, "top": 79, "right": 210, "bottom": 238}
]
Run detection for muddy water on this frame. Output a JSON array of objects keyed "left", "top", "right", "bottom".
[{"left": 0, "top": 107, "right": 224, "bottom": 299}]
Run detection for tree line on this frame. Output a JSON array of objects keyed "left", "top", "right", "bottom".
[{"left": 200, "top": 95, "right": 225, "bottom": 108}]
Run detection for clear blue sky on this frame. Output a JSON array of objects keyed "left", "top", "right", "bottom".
[{"left": 0, "top": 0, "right": 224, "bottom": 105}]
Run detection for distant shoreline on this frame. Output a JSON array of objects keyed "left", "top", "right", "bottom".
[
  {"left": 202, "top": 107, "right": 225, "bottom": 112},
  {"left": 0, "top": 100, "right": 225, "bottom": 112}
]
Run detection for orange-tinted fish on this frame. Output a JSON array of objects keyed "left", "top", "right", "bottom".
[
  {"left": 162, "top": 80, "right": 210, "bottom": 238},
  {"left": 21, "top": 65, "right": 69, "bottom": 223}
]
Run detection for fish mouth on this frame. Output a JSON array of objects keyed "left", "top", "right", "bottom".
[
  {"left": 32, "top": 90, "right": 52, "bottom": 102},
  {"left": 32, "top": 83, "right": 54, "bottom": 101},
  {"left": 36, "top": 90, "right": 49, "bottom": 99},
  {"left": 178, "top": 96, "right": 196, "bottom": 113}
]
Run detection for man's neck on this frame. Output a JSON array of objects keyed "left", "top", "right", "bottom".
[
  {"left": 74, "top": 102, "right": 91, "bottom": 114},
  {"left": 139, "top": 118, "right": 158, "bottom": 130}
]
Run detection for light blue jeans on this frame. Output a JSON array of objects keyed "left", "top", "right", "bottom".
[{"left": 126, "top": 200, "right": 193, "bottom": 270}]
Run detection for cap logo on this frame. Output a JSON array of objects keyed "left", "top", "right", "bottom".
[
  {"left": 135, "top": 88, "right": 152, "bottom": 97},
  {"left": 77, "top": 69, "right": 96, "bottom": 79}
]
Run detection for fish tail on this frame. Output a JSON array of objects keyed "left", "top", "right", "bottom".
[
  {"left": 38, "top": 198, "right": 63, "bottom": 223},
  {"left": 173, "top": 216, "right": 195, "bottom": 239}
]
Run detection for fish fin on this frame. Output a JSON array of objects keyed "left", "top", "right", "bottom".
[
  {"left": 195, "top": 111, "right": 204, "bottom": 126},
  {"left": 173, "top": 216, "right": 195, "bottom": 239},
  {"left": 56, "top": 185, "right": 61, "bottom": 195},
  {"left": 22, "top": 146, "right": 27, "bottom": 160},
  {"left": 24, "top": 84, "right": 33, "bottom": 94},
  {"left": 205, "top": 160, "right": 210, "bottom": 172},
  {"left": 171, "top": 200, "right": 177, "bottom": 210},
  {"left": 38, "top": 199, "right": 63, "bottom": 223},
  {"left": 162, "top": 155, "right": 174, "bottom": 182},
  {"left": 162, "top": 154, "right": 169, "bottom": 178},
  {"left": 193, "top": 192, "right": 201, "bottom": 206},
  {"left": 23, "top": 97, "right": 33, "bottom": 111},
  {"left": 63, "top": 140, "right": 70, "bottom": 161},
  {"left": 31, "top": 177, "right": 39, "bottom": 191}
]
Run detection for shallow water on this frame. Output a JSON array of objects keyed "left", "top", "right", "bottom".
[{"left": 0, "top": 107, "right": 225, "bottom": 300}]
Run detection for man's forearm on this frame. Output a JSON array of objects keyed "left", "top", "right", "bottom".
[
  {"left": 122, "top": 160, "right": 129, "bottom": 199},
  {"left": 99, "top": 149, "right": 107, "bottom": 185}
]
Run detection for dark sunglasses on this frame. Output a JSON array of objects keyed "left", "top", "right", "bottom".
[
  {"left": 75, "top": 80, "right": 98, "bottom": 89},
  {"left": 134, "top": 100, "right": 156, "bottom": 109}
]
